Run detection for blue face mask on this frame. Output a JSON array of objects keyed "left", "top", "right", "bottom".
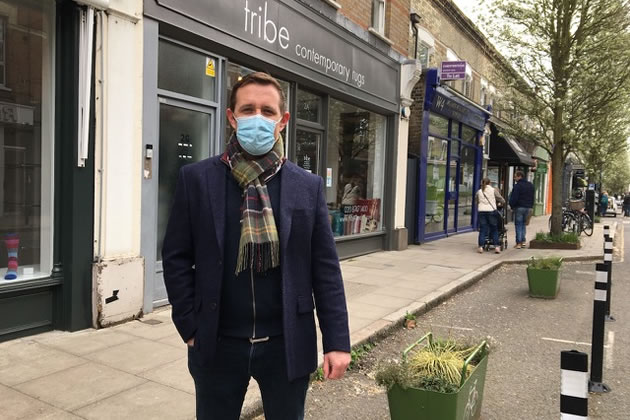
[{"left": 235, "top": 114, "right": 280, "bottom": 156}]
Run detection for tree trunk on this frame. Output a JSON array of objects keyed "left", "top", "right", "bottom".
[{"left": 550, "top": 141, "right": 564, "bottom": 235}]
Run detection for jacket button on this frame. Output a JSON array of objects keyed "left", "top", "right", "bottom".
[
  {"left": 210, "top": 302, "right": 217, "bottom": 310},
  {"left": 218, "top": 259, "right": 223, "bottom": 266}
]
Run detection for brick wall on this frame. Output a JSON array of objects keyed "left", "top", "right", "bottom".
[
  {"left": 408, "top": 73, "right": 426, "bottom": 157},
  {"left": 338, "top": 0, "right": 411, "bottom": 56}
]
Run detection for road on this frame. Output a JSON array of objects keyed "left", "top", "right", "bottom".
[{"left": 287, "top": 223, "right": 630, "bottom": 419}]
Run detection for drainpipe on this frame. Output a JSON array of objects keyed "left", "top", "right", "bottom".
[{"left": 410, "top": 13, "right": 421, "bottom": 60}]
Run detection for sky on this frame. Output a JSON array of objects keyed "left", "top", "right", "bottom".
[{"left": 452, "top": 0, "right": 485, "bottom": 25}]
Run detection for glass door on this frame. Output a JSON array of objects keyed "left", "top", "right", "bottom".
[
  {"left": 446, "top": 140, "right": 460, "bottom": 233},
  {"left": 458, "top": 146, "right": 476, "bottom": 229},
  {"left": 153, "top": 99, "right": 214, "bottom": 306},
  {"left": 425, "top": 136, "right": 447, "bottom": 235},
  {"left": 295, "top": 129, "right": 321, "bottom": 175}
]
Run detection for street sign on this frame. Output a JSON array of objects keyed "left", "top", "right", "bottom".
[{"left": 440, "top": 61, "right": 467, "bottom": 80}]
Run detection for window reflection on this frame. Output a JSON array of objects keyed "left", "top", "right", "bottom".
[{"left": 326, "top": 99, "right": 386, "bottom": 237}]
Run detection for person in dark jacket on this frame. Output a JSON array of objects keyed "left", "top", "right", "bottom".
[
  {"left": 162, "top": 72, "right": 350, "bottom": 420},
  {"left": 509, "top": 171, "right": 534, "bottom": 249},
  {"left": 623, "top": 193, "right": 630, "bottom": 217}
]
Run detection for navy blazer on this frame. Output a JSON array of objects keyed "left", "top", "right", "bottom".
[{"left": 162, "top": 156, "right": 351, "bottom": 381}]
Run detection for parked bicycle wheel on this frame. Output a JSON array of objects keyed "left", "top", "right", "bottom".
[
  {"left": 580, "top": 213, "right": 593, "bottom": 236},
  {"left": 563, "top": 212, "right": 579, "bottom": 234}
]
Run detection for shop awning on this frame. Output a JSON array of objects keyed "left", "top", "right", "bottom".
[{"left": 489, "top": 120, "right": 535, "bottom": 166}]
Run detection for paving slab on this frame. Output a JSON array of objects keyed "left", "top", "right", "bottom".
[
  {"left": 34, "top": 328, "right": 135, "bottom": 356},
  {"left": 74, "top": 381, "right": 196, "bottom": 420},
  {"left": 0, "top": 341, "right": 86, "bottom": 386},
  {"left": 0, "top": 384, "right": 77, "bottom": 420},
  {"left": 83, "top": 338, "right": 185, "bottom": 374},
  {"left": 14, "top": 362, "right": 146, "bottom": 411},
  {"left": 139, "top": 356, "right": 195, "bottom": 395}
]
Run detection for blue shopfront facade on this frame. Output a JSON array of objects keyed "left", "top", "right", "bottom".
[{"left": 413, "top": 69, "right": 490, "bottom": 243}]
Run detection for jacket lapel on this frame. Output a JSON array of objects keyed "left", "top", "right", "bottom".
[
  {"left": 279, "top": 162, "right": 298, "bottom": 257},
  {"left": 207, "top": 159, "right": 227, "bottom": 259}
]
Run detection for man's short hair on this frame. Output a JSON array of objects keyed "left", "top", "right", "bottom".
[
  {"left": 515, "top": 171, "right": 524, "bottom": 178},
  {"left": 230, "top": 72, "right": 286, "bottom": 113}
]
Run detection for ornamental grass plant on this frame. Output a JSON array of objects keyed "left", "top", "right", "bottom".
[
  {"left": 375, "top": 337, "right": 486, "bottom": 394},
  {"left": 526, "top": 256, "right": 563, "bottom": 270}
]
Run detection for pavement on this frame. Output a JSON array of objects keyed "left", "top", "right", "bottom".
[{"left": 0, "top": 215, "right": 618, "bottom": 420}]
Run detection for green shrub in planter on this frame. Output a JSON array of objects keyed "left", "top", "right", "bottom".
[
  {"left": 526, "top": 256, "right": 563, "bottom": 298},
  {"left": 375, "top": 333, "right": 489, "bottom": 420}
]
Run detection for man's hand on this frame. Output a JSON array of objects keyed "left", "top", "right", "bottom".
[
  {"left": 187, "top": 337, "right": 195, "bottom": 347},
  {"left": 322, "top": 351, "right": 351, "bottom": 380}
]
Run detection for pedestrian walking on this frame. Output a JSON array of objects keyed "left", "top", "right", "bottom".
[
  {"left": 476, "top": 178, "right": 503, "bottom": 254},
  {"left": 162, "top": 72, "right": 351, "bottom": 420},
  {"left": 600, "top": 191, "right": 609, "bottom": 217},
  {"left": 623, "top": 193, "right": 630, "bottom": 217},
  {"left": 508, "top": 171, "right": 534, "bottom": 249}
]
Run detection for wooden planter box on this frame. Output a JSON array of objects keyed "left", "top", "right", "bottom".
[
  {"left": 528, "top": 240, "right": 581, "bottom": 250},
  {"left": 526, "top": 267, "right": 561, "bottom": 298}
]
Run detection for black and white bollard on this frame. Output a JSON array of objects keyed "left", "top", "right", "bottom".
[
  {"left": 604, "top": 237, "right": 615, "bottom": 322},
  {"left": 603, "top": 225, "right": 610, "bottom": 240},
  {"left": 589, "top": 263, "right": 611, "bottom": 393},
  {"left": 561, "top": 350, "right": 588, "bottom": 419}
]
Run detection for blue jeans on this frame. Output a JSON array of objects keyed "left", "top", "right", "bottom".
[
  {"left": 478, "top": 211, "right": 499, "bottom": 247},
  {"left": 188, "top": 336, "right": 309, "bottom": 420},
  {"left": 514, "top": 207, "right": 529, "bottom": 244}
]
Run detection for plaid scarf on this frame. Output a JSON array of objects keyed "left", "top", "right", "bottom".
[{"left": 221, "top": 134, "right": 285, "bottom": 274}]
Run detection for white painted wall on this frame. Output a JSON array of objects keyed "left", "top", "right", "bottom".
[
  {"left": 393, "top": 61, "right": 423, "bottom": 238},
  {"left": 92, "top": 0, "right": 144, "bottom": 326}
]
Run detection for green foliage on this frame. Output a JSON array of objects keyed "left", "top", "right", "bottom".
[
  {"left": 375, "top": 335, "right": 487, "bottom": 393},
  {"left": 535, "top": 231, "right": 579, "bottom": 244},
  {"left": 480, "top": 0, "right": 630, "bottom": 236},
  {"left": 311, "top": 367, "right": 324, "bottom": 382},
  {"left": 349, "top": 342, "right": 375, "bottom": 370},
  {"left": 404, "top": 311, "right": 416, "bottom": 321},
  {"left": 527, "top": 256, "right": 563, "bottom": 270},
  {"left": 407, "top": 340, "right": 474, "bottom": 387}
]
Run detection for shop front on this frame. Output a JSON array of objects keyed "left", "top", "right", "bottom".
[
  {"left": 0, "top": 0, "right": 95, "bottom": 341},
  {"left": 409, "top": 69, "right": 488, "bottom": 243},
  {"left": 141, "top": 0, "right": 400, "bottom": 311},
  {"left": 487, "top": 118, "right": 535, "bottom": 220}
]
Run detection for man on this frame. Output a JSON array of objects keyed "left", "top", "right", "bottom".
[
  {"left": 508, "top": 170, "right": 534, "bottom": 249},
  {"left": 162, "top": 72, "right": 351, "bottom": 420}
]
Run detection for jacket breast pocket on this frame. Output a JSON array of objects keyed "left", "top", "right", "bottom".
[{"left": 297, "top": 294, "right": 315, "bottom": 314}]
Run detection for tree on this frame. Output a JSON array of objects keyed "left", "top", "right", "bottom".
[
  {"left": 484, "top": 0, "right": 630, "bottom": 234},
  {"left": 601, "top": 151, "right": 630, "bottom": 194}
]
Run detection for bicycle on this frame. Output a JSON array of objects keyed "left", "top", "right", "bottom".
[{"left": 548, "top": 206, "right": 593, "bottom": 236}]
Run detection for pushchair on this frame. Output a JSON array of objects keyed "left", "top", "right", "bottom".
[{"left": 483, "top": 207, "right": 508, "bottom": 251}]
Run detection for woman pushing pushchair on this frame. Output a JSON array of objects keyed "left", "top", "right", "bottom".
[{"left": 476, "top": 178, "right": 506, "bottom": 254}]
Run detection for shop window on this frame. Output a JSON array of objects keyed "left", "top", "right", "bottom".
[
  {"left": 296, "top": 89, "right": 320, "bottom": 123},
  {"left": 417, "top": 42, "right": 430, "bottom": 69},
  {"left": 463, "top": 75, "right": 472, "bottom": 98},
  {"left": 428, "top": 113, "right": 449, "bottom": 137},
  {"left": 461, "top": 125, "right": 477, "bottom": 144},
  {"left": 371, "top": 0, "right": 386, "bottom": 35},
  {"left": 326, "top": 99, "right": 386, "bottom": 237},
  {"left": 158, "top": 40, "right": 217, "bottom": 102},
  {"left": 0, "top": 0, "right": 54, "bottom": 283},
  {"left": 296, "top": 88, "right": 324, "bottom": 174},
  {"left": 224, "top": 62, "right": 290, "bottom": 146}
]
